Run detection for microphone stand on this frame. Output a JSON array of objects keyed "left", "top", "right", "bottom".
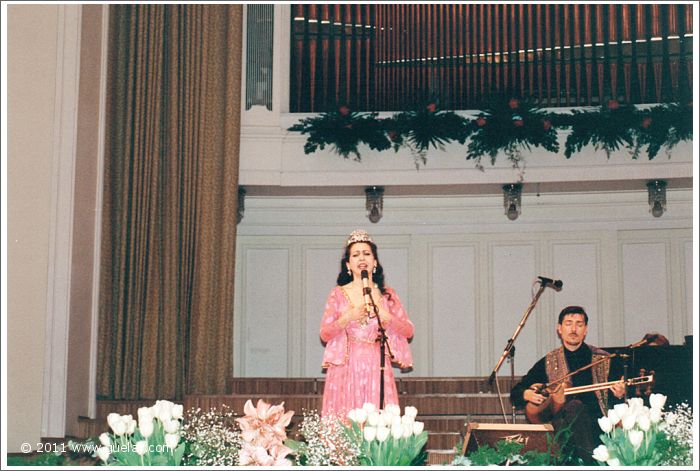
[
  {"left": 364, "top": 285, "right": 391, "bottom": 410},
  {"left": 488, "top": 282, "right": 548, "bottom": 424}
]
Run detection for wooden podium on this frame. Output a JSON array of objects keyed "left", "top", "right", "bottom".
[{"left": 461, "top": 423, "right": 555, "bottom": 456}]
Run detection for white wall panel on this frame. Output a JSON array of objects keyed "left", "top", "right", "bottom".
[
  {"left": 490, "top": 244, "right": 538, "bottom": 375},
  {"left": 375, "top": 245, "right": 414, "bottom": 377},
  {"left": 242, "top": 248, "right": 290, "bottom": 376},
  {"left": 684, "top": 240, "right": 693, "bottom": 341},
  {"left": 430, "top": 245, "right": 477, "bottom": 375},
  {"left": 552, "top": 242, "right": 601, "bottom": 346},
  {"left": 303, "top": 247, "right": 340, "bottom": 376},
  {"left": 621, "top": 242, "right": 670, "bottom": 345}
]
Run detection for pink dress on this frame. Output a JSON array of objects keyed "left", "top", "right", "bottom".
[{"left": 320, "top": 285, "right": 414, "bottom": 417}]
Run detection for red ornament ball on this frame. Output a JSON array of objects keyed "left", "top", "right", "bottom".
[
  {"left": 508, "top": 98, "right": 520, "bottom": 109},
  {"left": 607, "top": 99, "right": 620, "bottom": 110},
  {"left": 475, "top": 117, "right": 487, "bottom": 127},
  {"left": 338, "top": 105, "right": 350, "bottom": 116}
]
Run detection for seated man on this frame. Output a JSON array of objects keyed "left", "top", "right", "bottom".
[{"left": 510, "top": 306, "right": 626, "bottom": 464}]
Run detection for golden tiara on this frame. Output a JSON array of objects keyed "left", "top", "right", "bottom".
[{"left": 346, "top": 229, "right": 374, "bottom": 246}]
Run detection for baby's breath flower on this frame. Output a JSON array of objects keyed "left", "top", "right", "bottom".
[{"left": 181, "top": 405, "right": 242, "bottom": 466}]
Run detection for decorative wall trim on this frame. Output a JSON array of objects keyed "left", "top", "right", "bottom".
[
  {"left": 42, "top": 4, "right": 81, "bottom": 438},
  {"left": 87, "top": 3, "right": 109, "bottom": 420}
]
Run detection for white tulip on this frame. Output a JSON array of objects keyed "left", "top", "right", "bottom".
[
  {"left": 155, "top": 400, "right": 175, "bottom": 422},
  {"left": 607, "top": 458, "right": 620, "bottom": 466},
  {"left": 135, "top": 440, "right": 149, "bottom": 456},
  {"left": 164, "top": 433, "right": 179, "bottom": 450},
  {"left": 402, "top": 423, "right": 413, "bottom": 438},
  {"left": 385, "top": 403, "right": 401, "bottom": 417},
  {"left": 607, "top": 409, "right": 621, "bottom": 426},
  {"left": 592, "top": 444, "right": 610, "bottom": 462},
  {"left": 354, "top": 408, "right": 368, "bottom": 425},
  {"left": 106, "top": 413, "right": 122, "bottom": 432},
  {"left": 597, "top": 416, "right": 613, "bottom": 434},
  {"left": 628, "top": 430, "right": 644, "bottom": 450},
  {"left": 363, "top": 425, "right": 377, "bottom": 442},
  {"left": 377, "top": 411, "right": 389, "bottom": 427},
  {"left": 637, "top": 413, "right": 651, "bottom": 431},
  {"left": 171, "top": 404, "right": 184, "bottom": 420},
  {"left": 649, "top": 407, "right": 663, "bottom": 424},
  {"left": 163, "top": 418, "right": 180, "bottom": 434},
  {"left": 376, "top": 426, "right": 390, "bottom": 442},
  {"left": 110, "top": 417, "right": 127, "bottom": 436},
  {"left": 613, "top": 403, "right": 629, "bottom": 418},
  {"left": 362, "top": 402, "right": 377, "bottom": 414},
  {"left": 347, "top": 409, "right": 359, "bottom": 423},
  {"left": 367, "top": 410, "right": 380, "bottom": 427},
  {"left": 404, "top": 406, "right": 418, "bottom": 418},
  {"left": 137, "top": 406, "right": 153, "bottom": 421},
  {"left": 139, "top": 418, "right": 154, "bottom": 438},
  {"left": 125, "top": 418, "right": 137, "bottom": 435},
  {"left": 413, "top": 421, "right": 424, "bottom": 435},
  {"left": 621, "top": 413, "right": 637, "bottom": 431},
  {"left": 649, "top": 393, "right": 667, "bottom": 411},
  {"left": 390, "top": 415, "right": 402, "bottom": 427},
  {"left": 96, "top": 446, "right": 111, "bottom": 463},
  {"left": 401, "top": 414, "right": 415, "bottom": 426},
  {"left": 390, "top": 423, "right": 404, "bottom": 440},
  {"left": 628, "top": 397, "right": 644, "bottom": 410},
  {"left": 98, "top": 432, "right": 111, "bottom": 446}
]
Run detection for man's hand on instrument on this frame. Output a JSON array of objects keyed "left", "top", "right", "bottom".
[
  {"left": 524, "top": 386, "right": 548, "bottom": 405},
  {"left": 610, "top": 376, "right": 626, "bottom": 399}
]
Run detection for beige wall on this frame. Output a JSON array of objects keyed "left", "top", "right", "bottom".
[{"left": 7, "top": 4, "right": 59, "bottom": 452}]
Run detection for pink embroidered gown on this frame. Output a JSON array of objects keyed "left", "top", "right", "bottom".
[{"left": 320, "top": 285, "right": 414, "bottom": 417}]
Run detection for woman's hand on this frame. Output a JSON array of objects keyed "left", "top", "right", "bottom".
[{"left": 339, "top": 305, "right": 367, "bottom": 327}]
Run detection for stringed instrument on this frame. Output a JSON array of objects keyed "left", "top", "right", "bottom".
[{"left": 525, "top": 375, "right": 654, "bottom": 424}]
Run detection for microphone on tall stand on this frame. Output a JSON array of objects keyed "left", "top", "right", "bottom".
[
  {"left": 538, "top": 276, "right": 563, "bottom": 291},
  {"left": 360, "top": 269, "right": 375, "bottom": 316}
]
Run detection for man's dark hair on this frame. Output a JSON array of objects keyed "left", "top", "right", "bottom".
[{"left": 558, "top": 305, "right": 588, "bottom": 325}]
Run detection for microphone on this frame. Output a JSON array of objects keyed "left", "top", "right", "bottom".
[
  {"left": 629, "top": 334, "right": 659, "bottom": 349},
  {"left": 538, "top": 276, "right": 563, "bottom": 291},
  {"left": 360, "top": 270, "right": 374, "bottom": 314}
]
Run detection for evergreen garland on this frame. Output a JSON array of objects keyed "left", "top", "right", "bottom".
[{"left": 288, "top": 100, "right": 692, "bottom": 167}]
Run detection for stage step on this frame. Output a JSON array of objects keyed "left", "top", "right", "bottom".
[
  {"left": 183, "top": 392, "right": 512, "bottom": 416},
  {"left": 226, "top": 376, "right": 523, "bottom": 396},
  {"left": 427, "top": 449, "right": 457, "bottom": 465}
]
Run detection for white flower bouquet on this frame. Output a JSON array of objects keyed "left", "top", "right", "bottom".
[
  {"left": 97, "top": 400, "right": 186, "bottom": 466},
  {"left": 344, "top": 403, "right": 428, "bottom": 466},
  {"left": 593, "top": 393, "right": 675, "bottom": 466}
]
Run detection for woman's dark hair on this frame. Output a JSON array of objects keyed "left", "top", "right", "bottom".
[{"left": 336, "top": 241, "right": 389, "bottom": 298}]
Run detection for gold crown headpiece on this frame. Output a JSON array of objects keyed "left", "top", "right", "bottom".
[{"left": 346, "top": 229, "right": 374, "bottom": 246}]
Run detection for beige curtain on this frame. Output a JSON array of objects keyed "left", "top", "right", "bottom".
[{"left": 97, "top": 4, "right": 242, "bottom": 400}]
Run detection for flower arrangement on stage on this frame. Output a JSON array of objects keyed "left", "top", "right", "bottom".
[
  {"left": 235, "top": 399, "right": 295, "bottom": 466},
  {"left": 285, "top": 403, "right": 428, "bottom": 466},
  {"left": 593, "top": 393, "right": 693, "bottom": 466},
  {"left": 343, "top": 402, "right": 429, "bottom": 466},
  {"left": 96, "top": 400, "right": 186, "bottom": 466},
  {"left": 284, "top": 410, "right": 362, "bottom": 466},
  {"left": 181, "top": 404, "right": 242, "bottom": 466},
  {"left": 288, "top": 99, "right": 692, "bottom": 169}
]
